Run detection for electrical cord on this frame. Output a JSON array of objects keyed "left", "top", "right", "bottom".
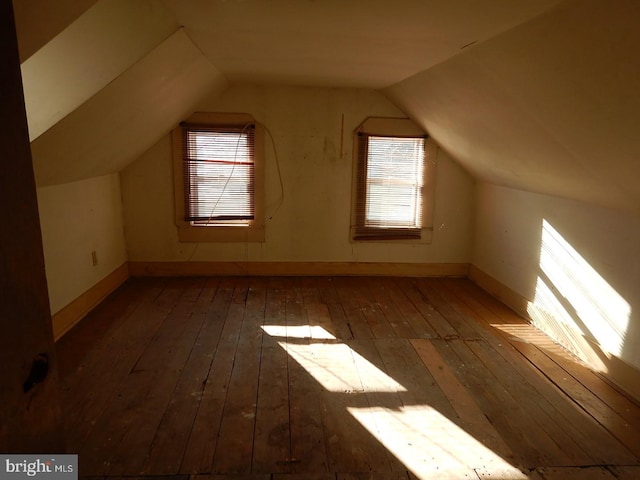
[{"left": 184, "top": 120, "right": 284, "bottom": 262}]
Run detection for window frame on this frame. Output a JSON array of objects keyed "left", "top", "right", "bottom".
[
  {"left": 351, "top": 117, "right": 436, "bottom": 243},
  {"left": 173, "top": 112, "right": 265, "bottom": 243}
]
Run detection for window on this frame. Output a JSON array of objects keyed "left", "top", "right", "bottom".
[
  {"left": 173, "top": 112, "right": 264, "bottom": 242},
  {"left": 184, "top": 125, "right": 255, "bottom": 224},
  {"left": 352, "top": 117, "right": 435, "bottom": 242}
]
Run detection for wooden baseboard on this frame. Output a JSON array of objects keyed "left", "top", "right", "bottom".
[
  {"left": 52, "top": 263, "right": 130, "bottom": 341},
  {"left": 468, "top": 264, "right": 531, "bottom": 318},
  {"left": 469, "top": 264, "right": 640, "bottom": 402},
  {"left": 129, "top": 261, "right": 469, "bottom": 278}
]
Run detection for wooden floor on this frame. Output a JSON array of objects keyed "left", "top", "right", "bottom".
[{"left": 56, "top": 276, "right": 640, "bottom": 480}]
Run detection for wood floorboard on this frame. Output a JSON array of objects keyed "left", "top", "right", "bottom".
[
  {"left": 375, "top": 338, "right": 457, "bottom": 419},
  {"left": 56, "top": 280, "right": 139, "bottom": 377},
  {"left": 394, "top": 278, "right": 454, "bottom": 339},
  {"left": 465, "top": 339, "right": 593, "bottom": 465},
  {"left": 513, "top": 341, "right": 640, "bottom": 460},
  {"left": 352, "top": 279, "right": 397, "bottom": 339},
  {"left": 286, "top": 322, "right": 329, "bottom": 474},
  {"left": 252, "top": 280, "right": 290, "bottom": 473},
  {"left": 180, "top": 278, "right": 241, "bottom": 474},
  {"left": 368, "top": 278, "right": 418, "bottom": 338},
  {"left": 430, "top": 337, "right": 547, "bottom": 468},
  {"left": 142, "top": 280, "right": 225, "bottom": 474},
  {"left": 66, "top": 289, "right": 176, "bottom": 474},
  {"left": 439, "top": 277, "right": 639, "bottom": 465},
  {"left": 429, "top": 279, "right": 593, "bottom": 465},
  {"left": 385, "top": 278, "right": 438, "bottom": 339},
  {"left": 333, "top": 277, "right": 374, "bottom": 339},
  {"left": 108, "top": 283, "right": 209, "bottom": 476},
  {"left": 542, "top": 346, "right": 640, "bottom": 432},
  {"left": 211, "top": 278, "right": 265, "bottom": 474},
  {"left": 531, "top": 466, "right": 618, "bottom": 479},
  {"left": 410, "top": 339, "right": 516, "bottom": 464},
  {"left": 57, "top": 276, "right": 640, "bottom": 480},
  {"left": 415, "top": 278, "right": 483, "bottom": 340},
  {"left": 608, "top": 465, "right": 640, "bottom": 479}
]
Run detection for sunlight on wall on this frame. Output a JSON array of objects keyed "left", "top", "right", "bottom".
[
  {"left": 350, "top": 406, "right": 527, "bottom": 479},
  {"left": 527, "top": 220, "right": 631, "bottom": 365},
  {"left": 263, "top": 324, "right": 524, "bottom": 479}
]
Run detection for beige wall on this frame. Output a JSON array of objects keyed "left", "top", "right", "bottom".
[
  {"left": 122, "top": 84, "right": 475, "bottom": 265},
  {"left": 472, "top": 182, "right": 640, "bottom": 392},
  {"left": 37, "top": 173, "right": 128, "bottom": 314}
]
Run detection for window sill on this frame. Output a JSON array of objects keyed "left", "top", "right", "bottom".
[
  {"left": 350, "top": 227, "right": 433, "bottom": 244},
  {"left": 177, "top": 225, "right": 265, "bottom": 243}
]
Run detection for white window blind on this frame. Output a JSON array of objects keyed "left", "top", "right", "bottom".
[
  {"left": 182, "top": 124, "right": 255, "bottom": 224},
  {"left": 355, "top": 134, "right": 426, "bottom": 239}
]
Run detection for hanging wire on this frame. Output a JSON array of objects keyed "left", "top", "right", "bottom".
[
  {"left": 262, "top": 122, "right": 285, "bottom": 220},
  {"left": 184, "top": 120, "right": 284, "bottom": 262}
]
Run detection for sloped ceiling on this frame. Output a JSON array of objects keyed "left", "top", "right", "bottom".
[
  {"left": 22, "top": 0, "right": 177, "bottom": 141},
  {"left": 31, "top": 29, "right": 227, "bottom": 186},
  {"left": 162, "top": 0, "right": 561, "bottom": 88},
  {"left": 12, "top": 0, "right": 98, "bottom": 62},
  {"left": 385, "top": 0, "right": 640, "bottom": 213},
  {"left": 14, "top": 0, "right": 639, "bottom": 212}
]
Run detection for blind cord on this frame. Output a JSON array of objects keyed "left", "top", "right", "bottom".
[
  {"left": 183, "top": 120, "right": 284, "bottom": 263},
  {"left": 200, "top": 122, "right": 253, "bottom": 227},
  {"left": 184, "top": 123, "right": 252, "bottom": 262}
]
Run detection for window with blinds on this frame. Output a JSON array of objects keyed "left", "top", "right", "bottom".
[
  {"left": 355, "top": 133, "right": 426, "bottom": 240},
  {"left": 182, "top": 124, "right": 255, "bottom": 225}
]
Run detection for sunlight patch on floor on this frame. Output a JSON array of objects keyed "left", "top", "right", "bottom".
[
  {"left": 490, "top": 321, "right": 579, "bottom": 361},
  {"left": 281, "top": 341, "right": 406, "bottom": 393},
  {"left": 263, "top": 324, "right": 523, "bottom": 479},
  {"left": 263, "top": 324, "right": 406, "bottom": 393},
  {"left": 349, "top": 405, "right": 527, "bottom": 480},
  {"left": 262, "top": 324, "right": 336, "bottom": 340}
]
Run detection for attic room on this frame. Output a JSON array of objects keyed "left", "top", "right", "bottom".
[{"left": 2, "top": 0, "right": 640, "bottom": 478}]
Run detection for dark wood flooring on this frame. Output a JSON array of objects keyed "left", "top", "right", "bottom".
[{"left": 56, "top": 276, "right": 640, "bottom": 480}]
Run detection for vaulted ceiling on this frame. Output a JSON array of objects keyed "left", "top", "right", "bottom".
[
  {"left": 13, "top": 0, "right": 640, "bottom": 213},
  {"left": 386, "top": 0, "right": 640, "bottom": 213}
]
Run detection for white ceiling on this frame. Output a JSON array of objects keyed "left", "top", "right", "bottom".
[
  {"left": 162, "top": 0, "right": 562, "bottom": 88},
  {"left": 12, "top": 0, "right": 640, "bottom": 213},
  {"left": 386, "top": 0, "right": 640, "bottom": 212}
]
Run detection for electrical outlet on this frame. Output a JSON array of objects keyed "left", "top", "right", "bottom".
[{"left": 91, "top": 250, "right": 98, "bottom": 266}]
